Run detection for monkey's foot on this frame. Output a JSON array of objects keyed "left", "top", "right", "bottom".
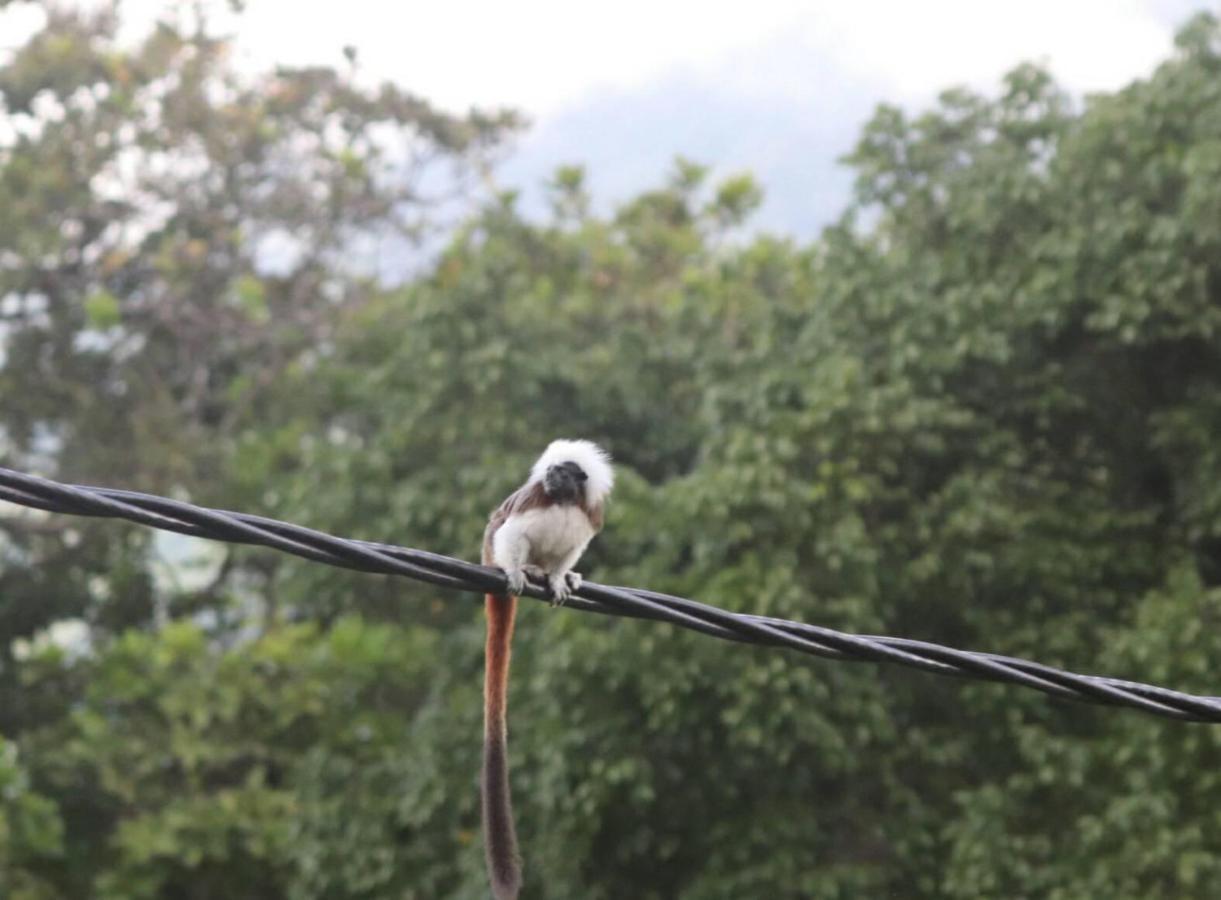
[{"left": 564, "top": 571, "right": 583, "bottom": 594}]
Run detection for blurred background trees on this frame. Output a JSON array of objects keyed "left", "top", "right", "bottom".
[{"left": 2, "top": 2, "right": 1220, "bottom": 897}]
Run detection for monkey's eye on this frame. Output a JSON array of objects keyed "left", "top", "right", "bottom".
[{"left": 560, "top": 462, "right": 588, "bottom": 481}]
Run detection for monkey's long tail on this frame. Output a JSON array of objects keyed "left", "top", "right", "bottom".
[{"left": 483, "top": 592, "right": 522, "bottom": 900}]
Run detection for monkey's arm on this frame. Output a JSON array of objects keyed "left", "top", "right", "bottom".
[{"left": 544, "top": 538, "right": 593, "bottom": 605}]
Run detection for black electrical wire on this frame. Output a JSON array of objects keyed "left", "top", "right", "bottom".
[{"left": 1, "top": 465, "right": 1219, "bottom": 723}]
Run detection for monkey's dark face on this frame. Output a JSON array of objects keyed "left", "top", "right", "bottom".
[{"left": 543, "top": 461, "right": 588, "bottom": 504}]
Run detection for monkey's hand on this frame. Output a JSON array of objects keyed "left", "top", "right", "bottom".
[
  {"left": 502, "top": 567, "right": 527, "bottom": 597},
  {"left": 547, "top": 571, "right": 582, "bottom": 608}
]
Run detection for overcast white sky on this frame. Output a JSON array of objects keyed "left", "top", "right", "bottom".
[
  {"left": 7, "top": 0, "right": 1216, "bottom": 233},
  {"left": 216, "top": 0, "right": 1212, "bottom": 232},
  {"left": 208, "top": 0, "right": 1200, "bottom": 112}
]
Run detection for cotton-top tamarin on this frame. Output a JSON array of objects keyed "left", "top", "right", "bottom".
[{"left": 480, "top": 439, "right": 613, "bottom": 900}]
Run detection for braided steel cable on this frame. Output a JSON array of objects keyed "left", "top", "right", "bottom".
[{"left": 1, "top": 465, "right": 1218, "bottom": 723}]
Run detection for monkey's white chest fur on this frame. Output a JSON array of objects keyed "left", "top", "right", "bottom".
[{"left": 492, "top": 505, "right": 595, "bottom": 573}]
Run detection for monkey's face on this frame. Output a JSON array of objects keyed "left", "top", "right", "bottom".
[{"left": 543, "top": 461, "right": 588, "bottom": 504}]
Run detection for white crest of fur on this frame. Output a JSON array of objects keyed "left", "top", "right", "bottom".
[{"left": 530, "top": 439, "right": 614, "bottom": 504}]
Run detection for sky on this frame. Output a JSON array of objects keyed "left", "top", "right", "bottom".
[
  {"left": 182, "top": 0, "right": 1203, "bottom": 114},
  {"left": 9, "top": 0, "right": 1218, "bottom": 234}
]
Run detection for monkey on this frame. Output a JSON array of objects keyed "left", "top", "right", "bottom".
[{"left": 481, "top": 439, "right": 614, "bottom": 900}]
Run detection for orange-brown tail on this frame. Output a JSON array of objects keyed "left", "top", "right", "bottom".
[{"left": 483, "top": 592, "right": 521, "bottom": 900}]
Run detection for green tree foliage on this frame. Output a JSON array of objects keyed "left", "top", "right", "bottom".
[
  {"left": 3, "top": 4, "right": 1221, "bottom": 898},
  {"left": 0, "top": 736, "right": 62, "bottom": 899},
  {"left": 0, "top": 0, "right": 517, "bottom": 732}
]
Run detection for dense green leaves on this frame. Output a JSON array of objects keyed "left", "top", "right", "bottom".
[
  {"left": 0, "top": 0, "right": 516, "bottom": 732},
  {"left": 3, "top": 4, "right": 1221, "bottom": 897}
]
